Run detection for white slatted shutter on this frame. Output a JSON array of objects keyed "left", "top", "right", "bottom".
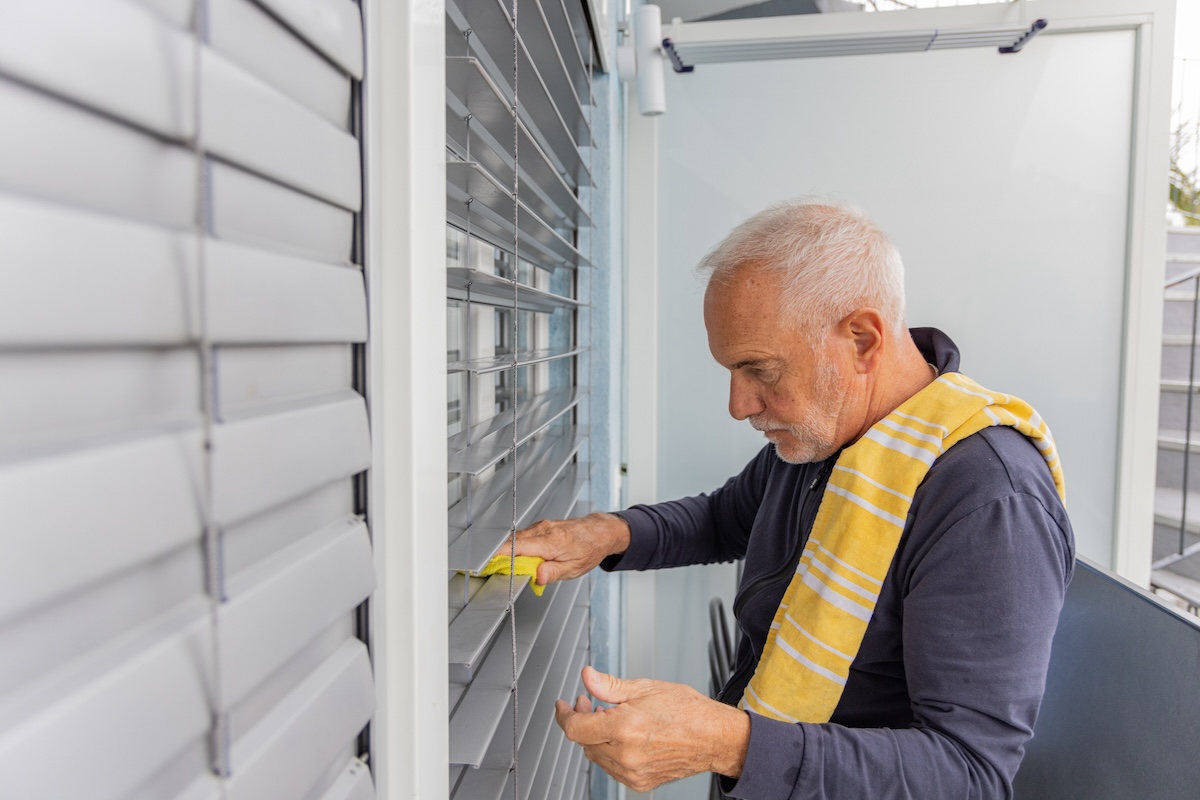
[
  {"left": 0, "top": 1, "right": 374, "bottom": 798},
  {"left": 444, "top": 1, "right": 598, "bottom": 798}
]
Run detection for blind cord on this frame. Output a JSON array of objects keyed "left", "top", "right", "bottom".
[
  {"left": 192, "top": 0, "right": 230, "bottom": 786},
  {"left": 462, "top": 27, "right": 476, "bottom": 609},
  {"left": 509, "top": 1, "right": 522, "bottom": 797}
]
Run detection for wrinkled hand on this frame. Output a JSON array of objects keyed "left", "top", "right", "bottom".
[
  {"left": 501, "top": 513, "right": 631, "bottom": 587},
  {"left": 554, "top": 666, "right": 750, "bottom": 793}
]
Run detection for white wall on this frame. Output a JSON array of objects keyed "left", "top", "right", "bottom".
[{"left": 656, "top": 28, "right": 1136, "bottom": 562}]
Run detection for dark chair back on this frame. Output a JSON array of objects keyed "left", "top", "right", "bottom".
[{"left": 1014, "top": 559, "right": 1200, "bottom": 799}]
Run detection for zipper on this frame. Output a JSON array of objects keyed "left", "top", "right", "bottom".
[{"left": 721, "top": 455, "right": 837, "bottom": 703}]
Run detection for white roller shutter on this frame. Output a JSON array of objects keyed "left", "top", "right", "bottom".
[
  {"left": 444, "top": 1, "right": 598, "bottom": 798},
  {"left": 0, "top": 1, "right": 374, "bottom": 798}
]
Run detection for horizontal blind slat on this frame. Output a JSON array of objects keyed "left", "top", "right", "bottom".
[
  {"left": 507, "top": 640, "right": 586, "bottom": 800},
  {"left": 445, "top": 57, "right": 589, "bottom": 223},
  {"left": 448, "top": 428, "right": 584, "bottom": 572},
  {"left": 477, "top": 593, "right": 586, "bottom": 769},
  {"left": 447, "top": 161, "right": 587, "bottom": 270},
  {"left": 209, "top": 0, "right": 351, "bottom": 130},
  {"left": 225, "top": 638, "right": 373, "bottom": 800},
  {"left": 0, "top": 77, "right": 196, "bottom": 228},
  {"left": 217, "top": 344, "right": 354, "bottom": 418},
  {"left": 448, "top": 387, "right": 579, "bottom": 475},
  {"left": 0, "top": 603, "right": 212, "bottom": 800},
  {"left": 0, "top": 349, "right": 200, "bottom": 457},
  {"left": 448, "top": 581, "right": 566, "bottom": 767},
  {"left": 448, "top": 267, "right": 579, "bottom": 314},
  {"left": 202, "top": 48, "right": 361, "bottom": 211},
  {"left": 0, "top": 431, "right": 204, "bottom": 623},
  {"left": 448, "top": 343, "right": 585, "bottom": 374},
  {"left": 446, "top": 0, "right": 589, "bottom": 186},
  {"left": 0, "top": 194, "right": 198, "bottom": 346},
  {"left": 317, "top": 758, "right": 375, "bottom": 800},
  {"left": 207, "top": 239, "right": 367, "bottom": 344},
  {"left": 220, "top": 516, "right": 373, "bottom": 706},
  {"left": 211, "top": 161, "right": 355, "bottom": 265},
  {"left": 0, "top": 0, "right": 194, "bottom": 140},
  {"left": 211, "top": 390, "right": 369, "bottom": 525},
  {"left": 447, "top": 574, "right": 531, "bottom": 683},
  {"left": 254, "top": 0, "right": 364, "bottom": 79}
]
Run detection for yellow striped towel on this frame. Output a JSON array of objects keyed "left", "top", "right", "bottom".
[{"left": 741, "top": 372, "right": 1065, "bottom": 724}]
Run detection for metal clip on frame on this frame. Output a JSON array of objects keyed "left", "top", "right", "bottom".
[
  {"left": 999, "top": 18, "right": 1048, "bottom": 54},
  {"left": 661, "top": 38, "right": 693, "bottom": 73}
]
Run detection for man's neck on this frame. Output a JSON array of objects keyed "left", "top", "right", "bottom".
[{"left": 853, "top": 334, "right": 938, "bottom": 441}]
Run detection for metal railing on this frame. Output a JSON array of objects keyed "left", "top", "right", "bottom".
[{"left": 1155, "top": 265, "right": 1200, "bottom": 574}]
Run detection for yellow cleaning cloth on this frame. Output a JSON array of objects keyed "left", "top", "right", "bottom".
[
  {"left": 742, "top": 372, "right": 1065, "bottom": 724},
  {"left": 469, "top": 554, "right": 547, "bottom": 596}
]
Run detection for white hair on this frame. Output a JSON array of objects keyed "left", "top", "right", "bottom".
[{"left": 698, "top": 200, "right": 906, "bottom": 343}]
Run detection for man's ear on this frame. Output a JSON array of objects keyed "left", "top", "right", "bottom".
[{"left": 839, "top": 308, "right": 885, "bottom": 374}]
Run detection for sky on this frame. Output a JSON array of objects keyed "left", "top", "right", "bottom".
[{"left": 1173, "top": 0, "right": 1200, "bottom": 177}]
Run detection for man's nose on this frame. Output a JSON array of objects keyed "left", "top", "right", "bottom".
[{"left": 728, "top": 374, "right": 764, "bottom": 420}]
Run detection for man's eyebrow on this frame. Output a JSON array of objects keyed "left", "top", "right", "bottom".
[{"left": 731, "top": 358, "right": 777, "bottom": 370}]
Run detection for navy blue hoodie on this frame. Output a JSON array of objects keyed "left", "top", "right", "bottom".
[{"left": 604, "top": 329, "right": 1074, "bottom": 800}]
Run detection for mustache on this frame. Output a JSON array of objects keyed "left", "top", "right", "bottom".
[{"left": 749, "top": 417, "right": 792, "bottom": 433}]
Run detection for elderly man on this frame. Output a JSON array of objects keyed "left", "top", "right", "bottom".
[{"left": 511, "top": 201, "right": 1074, "bottom": 799}]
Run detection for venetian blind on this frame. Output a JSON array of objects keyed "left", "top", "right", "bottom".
[
  {"left": 443, "top": 1, "right": 598, "bottom": 798},
  {"left": 0, "top": 1, "right": 375, "bottom": 797}
]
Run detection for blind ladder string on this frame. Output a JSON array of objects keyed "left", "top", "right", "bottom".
[
  {"left": 508, "top": 0, "right": 522, "bottom": 796},
  {"left": 191, "top": 0, "right": 230, "bottom": 786},
  {"left": 584, "top": 36, "right": 595, "bottom": 792},
  {"left": 462, "top": 25, "right": 475, "bottom": 610}
]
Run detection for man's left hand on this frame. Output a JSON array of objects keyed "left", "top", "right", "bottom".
[{"left": 554, "top": 666, "right": 751, "bottom": 793}]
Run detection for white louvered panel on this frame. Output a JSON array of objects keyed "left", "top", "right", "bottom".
[
  {"left": 0, "top": 601, "right": 212, "bottom": 800},
  {"left": 0, "top": 194, "right": 198, "bottom": 346},
  {"left": 202, "top": 48, "right": 361, "bottom": 211},
  {"left": 130, "top": 0, "right": 194, "bottom": 29},
  {"left": 225, "top": 639, "right": 374, "bottom": 800},
  {"left": 0, "top": 0, "right": 194, "bottom": 140},
  {"left": 448, "top": 580, "right": 570, "bottom": 767},
  {"left": 0, "top": 77, "right": 195, "bottom": 228},
  {"left": 217, "top": 345, "right": 354, "bottom": 418},
  {"left": 209, "top": 0, "right": 352, "bottom": 130},
  {"left": 220, "top": 516, "right": 373, "bottom": 707},
  {"left": 0, "top": 350, "right": 199, "bottom": 456},
  {"left": 0, "top": 432, "right": 203, "bottom": 626},
  {"left": 206, "top": 239, "right": 367, "bottom": 344},
  {"left": 210, "top": 390, "right": 369, "bottom": 525},
  {"left": 318, "top": 758, "right": 375, "bottom": 800},
  {"left": 255, "top": 0, "right": 365, "bottom": 79},
  {"left": 210, "top": 161, "right": 355, "bottom": 265},
  {"left": 222, "top": 478, "right": 354, "bottom": 576}
]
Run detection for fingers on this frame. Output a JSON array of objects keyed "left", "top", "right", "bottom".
[
  {"left": 582, "top": 665, "right": 644, "bottom": 705},
  {"left": 573, "top": 693, "right": 593, "bottom": 714}
]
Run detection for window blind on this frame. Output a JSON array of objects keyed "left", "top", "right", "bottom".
[
  {"left": 444, "top": 1, "right": 597, "bottom": 798},
  {"left": 0, "top": 1, "right": 374, "bottom": 798}
]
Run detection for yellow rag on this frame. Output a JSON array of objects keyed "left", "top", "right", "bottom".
[
  {"left": 469, "top": 554, "right": 547, "bottom": 596},
  {"left": 742, "top": 372, "right": 1065, "bottom": 724}
]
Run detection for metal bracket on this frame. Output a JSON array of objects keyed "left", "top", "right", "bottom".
[
  {"left": 999, "top": 18, "right": 1048, "bottom": 54},
  {"left": 661, "top": 38, "right": 694, "bottom": 73}
]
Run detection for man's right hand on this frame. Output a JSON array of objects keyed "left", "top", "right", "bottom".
[{"left": 502, "top": 512, "right": 632, "bottom": 587}]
